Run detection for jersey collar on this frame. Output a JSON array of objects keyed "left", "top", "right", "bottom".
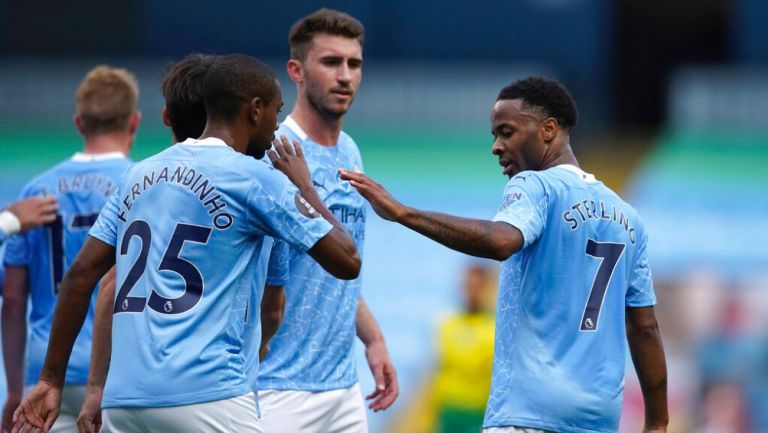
[
  {"left": 71, "top": 151, "right": 127, "bottom": 162},
  {"left": 282, "top": 115, "right": 308, "bottom": 142},
  {"left": 178, "top": 137, "right": 228, "bottom": 147},
  {"left": 556, "top": 164, "right": 597, "bottom": 183}
]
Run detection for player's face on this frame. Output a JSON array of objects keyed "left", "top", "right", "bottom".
[
  {"left": 246, "top": 81, "right": 283, "bottom": 159},
  {"left": 490, "top": 99, "right": 546, "bottom": 178},
  {"left": 300, "top": 33, "right": 362, "bottom": 119}
]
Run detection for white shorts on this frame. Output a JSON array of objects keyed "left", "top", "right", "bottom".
[
  {"left": 258, "top": 383, "right": 368, "bottom": 433},
  {"left": 24, "top": 385, "right": 86, "bottom": 433},
  {"left": 102, "top": 392, "right": 261, "bottom": 433},
  {"left": 485, "top": 427, "right": 552, "bottom": 433}
]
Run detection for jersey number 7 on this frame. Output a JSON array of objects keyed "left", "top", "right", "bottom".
[{"left": 580, "top": 239, "right": 625, "bottom": 331}]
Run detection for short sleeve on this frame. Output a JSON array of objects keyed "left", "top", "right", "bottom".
[
  {"left": 265, "top": 239, "right": 290, "bottom": 286},
  {"left": 626, "top": 228, "right": 656, "bottom": 307},
  {"left": 247, "top": 170, "right": 333, "bottom": 252},
  {"left": 492, "top": 173, "right": 548, "bottom": 249},
  {"left": 88, "top": 186, "right": 122, "bottom": 247}
]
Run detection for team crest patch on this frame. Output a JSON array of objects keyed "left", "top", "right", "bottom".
[{"left": 294, "top": 193, "right": 320, "bottom": 218}]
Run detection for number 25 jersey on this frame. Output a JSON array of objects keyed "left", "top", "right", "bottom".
[
  {"left": 89, "top": 138, "right": 332, "bottom": 408},
  {"left": 484, "top": 165, "right": 656, "bottom": 433}
]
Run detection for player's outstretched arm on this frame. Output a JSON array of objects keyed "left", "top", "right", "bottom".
[
  {"left": 356, "top": 297, "right": 399, "bottom": 412},
  {"left": 77, "top": 267, "right": 116, "bottom": 433},
  {"left": 2, "top": 266, "right": 29, "bottom": 432},
  {"left": 13, "top": 237, "right": 115, "bottom": 433},
  {"left": 626, "top": 306, "right": 668, "bottom": 433},
  {"left": 259, "top": 284, "right": 285, "bottom": 361},
  {"left": 3, "top": 196, "right": 58, "bottom": 233},
  {"left": 269, "top": 136, "right": 360, "bottom": 279},
  {"left": 339, "top": 170, "right": 523, "bottom": 261}
]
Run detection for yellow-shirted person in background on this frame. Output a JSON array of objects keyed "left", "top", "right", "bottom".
[{"left": 434, "top": 264, "right": 496, "bottom": 433}]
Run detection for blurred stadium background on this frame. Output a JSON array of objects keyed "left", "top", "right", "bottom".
[{"left": 1, "top": 1, "right": 767, "bottom": 432}]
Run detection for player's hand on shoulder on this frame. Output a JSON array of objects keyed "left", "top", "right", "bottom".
[
  {"left": 338, "top": 170, "right": 406, "bottom": 222},
  {"left": 6, "top": 196, "right": 58, "bottom": 232},
  {"left": 76, "top": 387, "right": 104, "bottom": 433},
  {"left": 11, "top": 381, "right": 61, "bottom": 433},
  {"left": 267, "top": 135, "right": 312, "bottom": 191}
]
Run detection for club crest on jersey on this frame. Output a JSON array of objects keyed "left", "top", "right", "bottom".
[
  {"left": 164, "top": 301, "right": 173, "bottom": 313},
  {"left": 121, "top": 299, "right": 129, "bottom": 311},
  {"left": 294, "top": 193, "right": 320, "bottom": 219},
  {"left": 583, "top": 318, "right": 594, "bottom": 329}
]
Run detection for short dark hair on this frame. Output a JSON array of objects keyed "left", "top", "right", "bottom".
[
  {"left": 203, "top": 54, "right": 278, "bottom": 121},
  {"left": 497, "top": 77, "right": 578, "bottom": 130},
  {"left": 289, "top": 8, "right": 364, "bottom": 60},
  {"left": 162, "top": 54, "right": 216, "bottom": 141}
]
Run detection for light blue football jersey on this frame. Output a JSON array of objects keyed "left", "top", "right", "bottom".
[
  {"left": 88, "top": 138, "right": 332, "bottom": 408},
  {"left": 258, "top": 116, "right": 366, "bottom": 391},
  {"left": 3, "top": 152, "right": 132, "bottom": 386},
  {"left": 242, "top": 237, "right": 289, "bottom": 393},
  {"left": 484, "top": 165, "right": 656, "bottom": 433}
]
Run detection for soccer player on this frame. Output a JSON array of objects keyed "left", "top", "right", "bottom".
[
  {"left": 257, "top": 9, "right": 398, "bottom": 433},
  {"left": 2, "top": 66, "right": 139, "bottom": 433},
  {"left": 340, "top": 77, "right": 669, "bottom": 433},
  {"left": 0, "top": 196, "right": 59, "bottom": 246},
  {"left": 13, "top": 54, "right": 360, "bottom": 433},
  {"left": 74, "top": 53, "right": 217, "bottom": 433}
]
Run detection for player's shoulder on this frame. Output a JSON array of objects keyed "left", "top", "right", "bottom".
[
  {"left": 504, "top": 170, "right": 548, "bottom": 192},
  {"left": 19, "top": 158, "right": 75, "bottom": 194},
  {"left": 339, "top": 130, "right": 361, "bottom": 156}
]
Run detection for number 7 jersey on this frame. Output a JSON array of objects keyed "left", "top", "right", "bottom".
[
  {"left": 3, "top": 152, "right": 132, "bottom": 386},
  {"left": 88, "top": 138, "right": 333, "bottom": 408},
  {"left": 484, "top": 165, "right": 656, "bottom": 433}
]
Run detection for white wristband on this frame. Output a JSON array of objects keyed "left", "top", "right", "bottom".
[{"left": 0, "top": 210, "right": 22, "bottom": 236}]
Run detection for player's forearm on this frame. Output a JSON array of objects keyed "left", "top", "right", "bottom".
[
  {"left": 41, "top": 265, "right": 106, "bottom": 388},
  {"left": 297, "top": 185, "right": 345, "bottom": 231},
  {"left": 2, "top": 301, "right": 27, "bottom": 397},
  {"left": 397, "top": 208, "right": 521, "bottom": 261},
  {"left": 260, "top": 285, "right": 285, "bottom": 351},
  {"left": 87, "top": 277, "right": 115, "bottom": 389},
  {"left": 356, "top": 298, "right": 384, "bottom": 347},
  {"left": 627, "top": 308, "right": 669, "bottom": 429}
]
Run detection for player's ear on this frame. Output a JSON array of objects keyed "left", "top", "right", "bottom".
[
  {"left": 249, "top": 96, "right": 264, "bottom": 125},
  {"left": 129, "top": 111, "right": 142, "bottom": 134},
  {"left": 162, "top": 106, "right": 172, "bottom": 128},
  {"left": 286, "top": 59, "right": 303, "bottom": 83},
  {"left": 541, "top": 117, "right": 558, "bottom": 143},
  {"left": 73, "top": 114, "right": 86, "bottom": 135}
]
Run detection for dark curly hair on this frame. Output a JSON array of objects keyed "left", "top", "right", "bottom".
[
  {"left": 162, "top": 53, "right": 216, "bottom": 141},
  {"left": 497, "top": 77, "right": 578, "bottom": 130}
]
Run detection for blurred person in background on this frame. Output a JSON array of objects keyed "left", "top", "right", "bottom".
[
  {"left": 341, "top": 76, "right": 668, "bottom": 433},
  {"left": 2, "top": 65, "right": 138, "bottom": 433},
  {"left": 696, "top": 293, "right": 768, "bottom": 433},
  {"left": 433, "top": 263, "right": 495, "bottom": 433},
  {"left": 257, "top": 9, "right": 398, "bottom": 433}
]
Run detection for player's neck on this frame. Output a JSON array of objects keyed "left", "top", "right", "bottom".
[
  {"left": 290, "top": 103, "right": 343, "bottom": 147},
  {"left": 199, "top": 122, "right": 247, "bottom": 154},
  {"left": 82, "top": 132, "right": 132, "bottom": 156},
  {"left": 541, "top": 139, "right": 579, "bottom": 171}
]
